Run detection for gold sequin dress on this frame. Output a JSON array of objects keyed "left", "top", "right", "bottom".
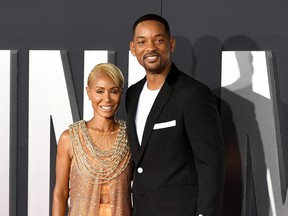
[{"left": 68, "top": 120, "right": 132, "bottom": 216}]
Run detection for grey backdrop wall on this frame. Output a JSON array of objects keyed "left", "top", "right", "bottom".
[{"left": 1, "top": 0, "right": 288, "bottom": 215}]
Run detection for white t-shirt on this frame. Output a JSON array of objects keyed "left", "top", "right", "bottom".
[{"left": 135, "top": 82, "right": 160, "bottom": 145}]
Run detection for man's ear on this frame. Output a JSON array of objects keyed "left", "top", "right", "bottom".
[
  {"left": 170, "top": 37, "right": 176, "bottom": 53},
  {"left": 86, "top": 86, "right": 91, "bottom": 100},
  {"left": 130, "top": 41, "right": 136, "bottom": 56}
]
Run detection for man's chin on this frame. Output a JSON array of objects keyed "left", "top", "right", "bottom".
[{"left": 143, "top": 64, "right": 161, "bottom": 73}]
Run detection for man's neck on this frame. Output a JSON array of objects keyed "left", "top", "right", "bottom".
[{"left": 146, "top": 63, "right": 171, "bottom": 90}]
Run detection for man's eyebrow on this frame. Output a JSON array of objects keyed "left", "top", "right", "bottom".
[
  {"left": 154, "top": 33, "right": 165, "bottom": 37},
  {"left": 135, "top": 34, "right": 165, "bottom": 39},
  {"left": 135, "top": 36, "right": 145, "bottom": 40}
]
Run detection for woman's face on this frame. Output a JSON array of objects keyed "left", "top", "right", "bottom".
[{"left": 86, "top": 72, "right": 122, "bottom": 120}]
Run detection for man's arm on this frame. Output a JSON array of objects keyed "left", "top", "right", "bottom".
[{"left": 184, "top": 85, "right": 225, "bottom": 216}]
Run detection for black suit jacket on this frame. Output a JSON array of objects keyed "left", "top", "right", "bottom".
[{"left": 126, "top": 63, "right": 225, "bottom": 216}]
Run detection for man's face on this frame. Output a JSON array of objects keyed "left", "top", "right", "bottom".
[{"left": 130, "top": 20, "right": 175, "bottom": 74}]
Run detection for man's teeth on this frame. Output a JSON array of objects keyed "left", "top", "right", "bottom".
[
  {"left": 101, "top": 106, "right": 113, "bottom": 110},
  {"left": 146, "top": 56, "right": 158, "bottom": 60}
]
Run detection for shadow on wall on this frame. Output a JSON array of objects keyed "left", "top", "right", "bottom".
[
  {"left": 175, "top": 34, "right": 272, "bottom": 215},
  {"left": 221, "top": 36, "right": 270, "bottom": 216},
  {"left": 192, "top": 35, "right": 245, "bottom": 216},
  {"left": 192, "top": 35, "right": 223, "bottom": 98},
  {"left": 172, "top": 35, "right": 195, "bottom": 78}
]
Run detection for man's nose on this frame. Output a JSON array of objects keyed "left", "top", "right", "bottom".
[{"left": 146, "top": 41, "right": 156, "bottom": 51}]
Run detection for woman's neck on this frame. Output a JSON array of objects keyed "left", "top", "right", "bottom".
[{"left": 86, "top": 117, "right": 118, "bottom": 132}]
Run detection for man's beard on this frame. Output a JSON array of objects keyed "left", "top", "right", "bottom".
[{"left": 143, "top": 59, "right": 163, "bottom": 73}]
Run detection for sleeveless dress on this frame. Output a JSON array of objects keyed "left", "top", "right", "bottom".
[{"left": 68, "top": 120, "right": 132, "bottom": 216}]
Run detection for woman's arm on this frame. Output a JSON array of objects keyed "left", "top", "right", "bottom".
[{"left": 52, "top": 130, "right": 72, "bottom": 216}]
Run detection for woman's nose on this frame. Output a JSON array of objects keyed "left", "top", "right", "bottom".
[{"left": 103, "top": 92, "right": 111, "bottom": 101}]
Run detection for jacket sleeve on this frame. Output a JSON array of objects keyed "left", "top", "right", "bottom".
[{"left": 184, "top": 84, "right": 225, "bottom": 216}]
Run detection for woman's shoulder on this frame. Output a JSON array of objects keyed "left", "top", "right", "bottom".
[
  {"left": 61, "top": 128, "right": 70, "bottom": 136},
  {"left": 58, "top": 129, "right": 72, "bottom": 151},
  {"left": 69, "top": 119, "right": 85, "bottom": 129}
]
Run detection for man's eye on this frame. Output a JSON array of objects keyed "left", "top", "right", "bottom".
[{"left": 156, "top": 39, "right": 164, "bottom": 44}]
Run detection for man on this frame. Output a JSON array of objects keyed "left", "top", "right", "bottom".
[{"left": 126, "top": 14, "right": 225, "bottom": 216}]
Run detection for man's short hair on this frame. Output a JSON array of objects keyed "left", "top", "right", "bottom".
[{"left": 132, "top": 14, "right": 171, "bottom": 38}]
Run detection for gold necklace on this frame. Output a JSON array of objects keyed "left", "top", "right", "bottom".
[{"left": 69, "top": 120, "right": 131, "bottom": 184}]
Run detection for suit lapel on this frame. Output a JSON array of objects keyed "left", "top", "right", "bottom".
[
  {"left": 138, "top": 83, "right": 173, "bottom": 161},
  {"left": 129, "top": 63, "right": 179, "bottom": 165},
  {"left": 127, "top": 79, "right": 146, "bottom": 163}
]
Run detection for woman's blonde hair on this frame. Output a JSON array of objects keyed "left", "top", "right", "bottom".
[{"left": 87, "top": 63, "right": 124, "bottom": 90}]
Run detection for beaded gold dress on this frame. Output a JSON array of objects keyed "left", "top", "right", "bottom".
[{"left": 68, "top": 120, "right": 132, "bottom": 216}]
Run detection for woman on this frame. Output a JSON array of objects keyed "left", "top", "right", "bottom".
[{"left": 52, "top": 63, "right": 132, "bottom": 216}]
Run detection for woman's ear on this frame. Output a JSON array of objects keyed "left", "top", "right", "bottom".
[{"left": 86, "top": 86, "right": 91, "bottom": 100}]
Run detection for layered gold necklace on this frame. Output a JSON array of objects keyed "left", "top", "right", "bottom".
[{"left": 69, "top": 120, "right": 131, "bottom": 184}]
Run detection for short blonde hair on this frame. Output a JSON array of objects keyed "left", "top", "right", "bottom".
[{"left": 87, "top": 63, "right": 124, "bottom": 90}]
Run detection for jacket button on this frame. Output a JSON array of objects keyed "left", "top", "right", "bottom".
[{"left": 137, "top": 167, "right": 143, "bottom": 173}]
